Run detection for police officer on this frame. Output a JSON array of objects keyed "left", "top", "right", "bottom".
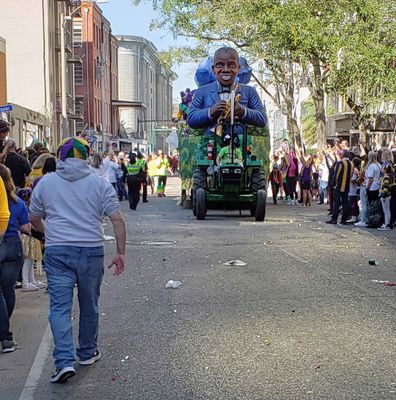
[
  {"left": 137, "top": 152, "right": 148, "bottom": 203},
  {"left": 126, "top": 153, "right": 142, "bottom": 210}
]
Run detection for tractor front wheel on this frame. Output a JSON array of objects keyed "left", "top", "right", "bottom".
[{"left": 195, "top": 188, "right": 207, "bottom": 220}]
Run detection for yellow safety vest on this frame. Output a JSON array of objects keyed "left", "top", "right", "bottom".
[{"left": 127, "top": 163, "right": 141, "bottom": 175}]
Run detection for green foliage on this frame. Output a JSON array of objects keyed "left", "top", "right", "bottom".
[
  {"left": 301, "top": 98, "right": 316, "bottom": 147},
  {"left": 136, "top": 0, "right": 396, "bottom": 144}
]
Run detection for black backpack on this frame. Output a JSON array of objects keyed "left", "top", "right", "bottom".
[{"left": 367, "top": 198, "right": 383, "bottom": 228}]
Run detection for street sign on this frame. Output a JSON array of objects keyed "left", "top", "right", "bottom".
[{"left": 0, "top": 104, "right": 13, "bottom": 113}]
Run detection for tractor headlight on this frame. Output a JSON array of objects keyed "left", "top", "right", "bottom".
[
  {"left": 234, "top": 168, "right": 242, "bottom": 174},
  {"left": 222, "top": 168, "right": 229, "bottom": 174}
]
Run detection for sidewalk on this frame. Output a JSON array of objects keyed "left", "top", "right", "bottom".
[{"left": 0, "top": 288, "right": 49, "bottom": 400}]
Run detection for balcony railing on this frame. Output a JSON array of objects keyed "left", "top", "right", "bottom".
[
  {"left": 69, "top": 98, "right": 84, "bottom": 120},
  {"left": 55, "top": 28, "right": 73, "bottom": 53},
  {"left": 56, "top": 92, "right": 75, "bottom": 115}
]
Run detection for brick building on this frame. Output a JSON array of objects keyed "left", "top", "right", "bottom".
[{"left": 73, "top": 1, "right": 118, "bottom": 148}]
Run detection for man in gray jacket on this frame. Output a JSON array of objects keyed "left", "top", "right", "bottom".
[{"left": 30, "top": 137, "right": 127, "bottom": 383}]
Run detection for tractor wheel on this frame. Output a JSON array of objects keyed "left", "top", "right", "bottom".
[
  {"left": 251, "top": 168, "right": 266, "bottom": 192},
  {"left": 193, "top": 169, "right": 207, "bottom": 217},
  {"left": 191, "top": 189, "right": 196, "bottom": 216},
  {"left": 195, "top": 188, "right": 207, "bottom": 220},
  {"left": 255, "top": 189, "right": 266, "bottom": 222}
]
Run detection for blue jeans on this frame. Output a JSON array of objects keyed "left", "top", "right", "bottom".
[
  {"left": 117, "top": 178, "right": 128, "bottom": 201},
  {"left": 0, "top": 237, "right": 23, "bottom": 341},
  {"left": 45, "top": 246, "right": 104, "bottom": 369},
  {"left": 359, "top": 187, "right": 368, "bottom": 223},
  {"left": 319, "top": 180, "right": 328, "bottom": 203}
]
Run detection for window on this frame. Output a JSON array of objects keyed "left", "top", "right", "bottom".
[
  {"left": 75, "top": 64, "right": 83, "bottom": 85},
  {"left": 73, "top": 21, "right": 82, "bottom": 47}
]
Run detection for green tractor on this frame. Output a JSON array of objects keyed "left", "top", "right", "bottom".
[{"left": 189, "top": 122, "right": 268, "bottom": 221}]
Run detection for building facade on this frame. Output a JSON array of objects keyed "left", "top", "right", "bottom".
[
  {"left": 116, "top": 35, "right": 177, "bottom": 153},
  {"left": 0, "top": 37, "right": 6, "bottom": 106},
  {"left": 327, "top": 94, "right": 396, "bottom": 147},
  {"left": 73, "top": 1, "right": 118, "bottom": 148},
  {"left": 0, "top": 0, "right": 81, "bottom": 149}
]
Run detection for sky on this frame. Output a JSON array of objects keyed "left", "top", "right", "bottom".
[{"left": 99, "top": 0, "right": 197, "bottom": 102}]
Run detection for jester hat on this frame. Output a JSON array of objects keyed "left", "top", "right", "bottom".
[{"left": 57, "top": 137, "right": 90, "bottom": 162}]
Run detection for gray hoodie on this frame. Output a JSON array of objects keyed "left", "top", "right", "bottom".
[{"left": 30, "top": 158, "right": 119, "bottom": 248}]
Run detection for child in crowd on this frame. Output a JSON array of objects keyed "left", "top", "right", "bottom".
[
  {"left": 268, "top": 164, "right": 282, "bottom": 204},
  {"left": 17, "top": 188, "right": 45, "bottom": 291},
  {"left": 378, "top": 164, "right": 395, "bottom": 231},
  {"left": 349, "top": 158, "right": 361, "bottom": 223}
]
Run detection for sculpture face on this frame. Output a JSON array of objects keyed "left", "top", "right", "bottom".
[{"left": 212, "top": 50, "right": 240, "bottom": 86}]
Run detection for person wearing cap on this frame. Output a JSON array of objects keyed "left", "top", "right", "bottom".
[
  {"left": 137, "top": 152, "right": 148, "bottom": 203},
  {"left": 4, "top": 139, "right": 31, "bottom": 188},
  {"left": 126, "top": 152, "right": 142, "bottom": 210},
  {"left": 29, "top": 137, "right": 127, "bottom": 383},
  {"left": 268, "top": 163, "right": 283, "bottom": 204},
  {"left": 0, "top": 121, "right": 10, "bottom": 164}
]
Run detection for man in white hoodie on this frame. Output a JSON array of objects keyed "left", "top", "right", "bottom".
[{"left": 30, "top": 137, "right": 127, "bottom": 383}]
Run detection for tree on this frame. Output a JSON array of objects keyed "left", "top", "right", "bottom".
[
  {"left": 327, "top": 0, "right": 396, "bottom": 143},
  {"left": 136, "top": 0, "right": 396, "bottom": 147}
]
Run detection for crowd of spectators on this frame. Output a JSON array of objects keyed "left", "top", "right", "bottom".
[{"left": 269, "top": 137, "right": 396, "bottom": 230}]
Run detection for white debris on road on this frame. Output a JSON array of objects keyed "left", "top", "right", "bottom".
[
  {"left": 165, "top": 280, "right": 182, "bottom": 289},
  {"left": 223, "top": 260, "right": 247, "bottom": 266}
]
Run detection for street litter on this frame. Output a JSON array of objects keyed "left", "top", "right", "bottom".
[
  {"left": 263, "top": 338, "right": 271, "bottom": 346},
  {"left": 165, "top": 280, "right": 182, "bottom": 289},
  {"left": 223, "top": 259, "right": 247, "bottom": 266},
  {"left": 368, "top": 259, "right": 379, "bottom": 266},
  {"left": 371, "top": 280, "right": 396, "bottom": 286}
]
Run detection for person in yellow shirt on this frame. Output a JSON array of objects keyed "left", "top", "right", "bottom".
[
  {"left": 0, "top": 176, "right": 9, "bottom": 241},
  {"left": 26, "top": 152, "right": 53, "bottom": 187},
  {"left": 147, "top": 155, "right": 157, "bottom": 195},
  {"left": 155, "top": 150, "right": 173, "bottom": 197}
]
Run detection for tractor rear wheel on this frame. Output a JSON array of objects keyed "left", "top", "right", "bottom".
[
  {"left": 251, "top": 168, "right": 266, "bottom": 192},
  {"left": 195, "top": 188, "right": 207, "bottom": 220},
  {"left": 191, "top": 189, "right": 196, "bottom": 216},
  {"left": 255, "top": 189, "right": 266, "bottom": 222}
]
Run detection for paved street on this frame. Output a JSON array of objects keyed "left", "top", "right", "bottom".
[{"left": 2, "top": 177, "right": 396, "bottom": 400}]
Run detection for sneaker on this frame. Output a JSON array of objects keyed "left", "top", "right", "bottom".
[
  {"left": 2, "top": 339, "right": 17, "bottom": 353},
  {"left": 354, "top": 221, "right": 367, "bottom": 227},
  {"left": 22, "top": 283, "right": 39, "bottom": 292},
  {"left": 79, "top": 350, "right": 102, "bottom": 366},
  {"left": 377, "top": 225, "right": 391, "bottom": 231},
  {"left": 51, "top": 366, "right": 76, "bottom": 383},
  {"left": 15, "top": 281, "right": 22, "bottom": 289},
  {"left": 34, "top": 281, "right": 46, "bottom": 289}
]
